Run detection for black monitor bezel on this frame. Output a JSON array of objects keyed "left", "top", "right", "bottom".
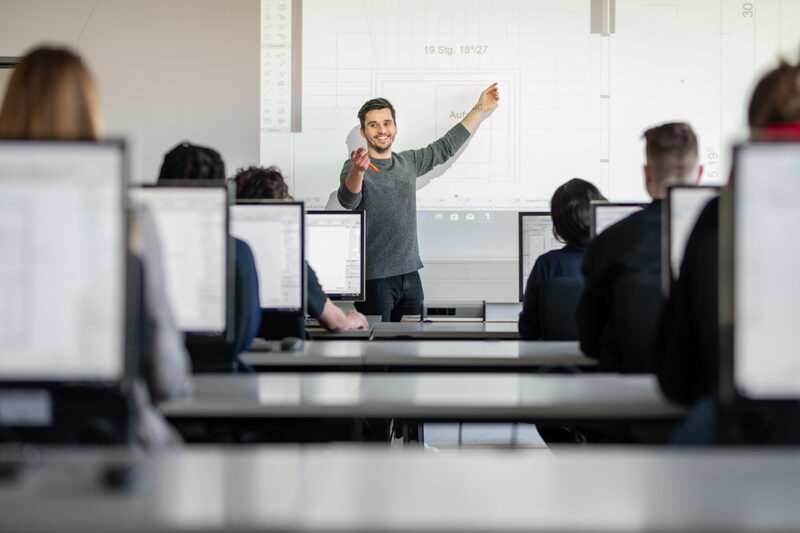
[{"left": 305, "top": 210, "right": 366, "bottom": 302}]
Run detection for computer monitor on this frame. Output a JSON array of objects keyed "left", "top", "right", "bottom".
[
  {"left": 129, "top": 183, "right": 232, "bottom": 342},
  {"left": 231, "top": 201, "right": 305, "bottom": 312},
  {"left": 518, "top": 212, "right": 562, "bottom": 301},
  {"left": 306, "top": 210, "right": 365, "bottom": 301},
  {"left": 662, "top": 185, "right": 720, "bottom": 295},
  {"left": 0, "top": 140, "right": 128, "bottom": 384},
  {"left": 590, "top": 202, "right": 646, "bottom": 238},
  {"left": 730, "top": 142, "right": 800, "bottom": 400}
]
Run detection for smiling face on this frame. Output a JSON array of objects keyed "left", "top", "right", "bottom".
[{"left": 360, "top": 108, "right": 397, "bottom": 157}]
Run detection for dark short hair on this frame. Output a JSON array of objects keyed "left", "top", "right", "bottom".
[
  {"left": 232, "top": 165, "right": 291, "bottom": 200},
  {"left": 748, "top": 59, "right": 800, "bottom": 129},
  {"left": 157, "top": 142, "right": 225, "bottom": 182},
  {"left": 642, "top": 122, "right": 698, "bottom": 184},
  {"left": 358, "top": 98, "right": 396, "bottom": 129},
  {"left": 550, "top": 178, "right": 606, "bottom": 249}
]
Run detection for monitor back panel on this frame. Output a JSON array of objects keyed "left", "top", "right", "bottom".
[
  {"left": 130, "top": 186, "right": 229, "bottom": 336},
  {"left": 232, "top": 201, "right": 305, "bottom": 312},
  {"left": 590, "top": 202, "right": 646, "bottom": 238},
  {"left": 664, "top": 185, "right": 720, "bottom": 293},
  {"left": 0, "top": 140, "right": 127, "bottom": 383},
  {"left": 733, "top": 142, "right": 800, "bottom": 400},
  {"left": 306, "top": 210, "right": 365, "bottom": 301}
]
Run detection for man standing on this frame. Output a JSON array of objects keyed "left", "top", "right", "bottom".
[{"left": 338, "top": 84, "right": 500, "bottom": 321}]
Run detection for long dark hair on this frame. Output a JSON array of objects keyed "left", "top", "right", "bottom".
[{"left": 550, "top": 178, "right": 606, "bottom": 249}]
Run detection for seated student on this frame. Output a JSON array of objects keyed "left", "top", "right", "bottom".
[
  {"left": 232, "top": 166, "right": 369, "bottom": 333},
  {"left": 0, "top": 46, "right": 191, "bottom": 447},
  {"left": 656, "top": 59, "right": 800, "bottom": 443},
  {"left": 518, "top": 178, "right": 606, "bottom": 340},
  {"left": 577, "top": 122, "right": 703, "bottom": 371},
  {"left": 157, "top": 143, "right": 262, "bottom": 357}
]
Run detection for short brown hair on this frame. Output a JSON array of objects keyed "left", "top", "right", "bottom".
[
  {"left": 0, "top": 46, "right": 102, "bottom": 140},
  {"left": 357, "top": 98, "right": 395, "bottom": 129},
  {"left": 642, "top": 122, "right": 698, "bottom": 184}
]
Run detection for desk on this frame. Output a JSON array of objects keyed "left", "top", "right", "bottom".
[
  {"left": 160, "top": 373, "right": 684, "bottom": 423},
  {"left": 241, "top": 340, "right": 595, "bottom": 372},
  {"left": 304, "top": 315, "right": 382, "bottom": 340},
  {"left": 2, "top": 445, "right": 800, "bottom": 532},
  {"left": 373, "top": 321, "right": 520, "bottom": 340}
]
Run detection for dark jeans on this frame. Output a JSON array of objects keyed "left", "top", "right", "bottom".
[{"left": 356, "top": 271, "right": 424, "bottom": 322}]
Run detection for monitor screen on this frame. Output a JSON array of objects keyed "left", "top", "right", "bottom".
[
  {"left": 518, "top": 212, "right": 561, "bottom": 301},
  {"left": 0, "top": 141, "right": 126, "bottom": 382},
  {"left": 666, "top": 185, "right": 719, "bottom": 280},
  {"left": 591, "top": 202, "right": 646, "bottom": 238},
  {"left": 734, "top": 142, "right": 800, "bottom": 399},
  {"left": 306, "top": 210, "right": 364, "bottom": 301},
  {"left": 129, "top": 186, "right": 229, "bottom": 334},
  {"left": 231, "top": 201, "right": 305, "bottom": 312}
]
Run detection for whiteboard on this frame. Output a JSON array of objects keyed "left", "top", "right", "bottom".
[{"left": 261, "top": 0, "right": 800, "bottom": 222}]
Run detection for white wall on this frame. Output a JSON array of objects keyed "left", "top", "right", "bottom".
[{"left": 0, "top": 0, "right": 260, "bottom": 184}]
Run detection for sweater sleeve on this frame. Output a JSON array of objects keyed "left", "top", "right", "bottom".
[
  {"left": 337, "top": 159, "right": 362, "bottom": 209},
  {"left": 407, "top": 123, "right": 471, "bottom": 175}
]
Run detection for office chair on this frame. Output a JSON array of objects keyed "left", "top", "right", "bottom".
[{"left": 539, "top": 277, "right": 584, "bottom": 340}]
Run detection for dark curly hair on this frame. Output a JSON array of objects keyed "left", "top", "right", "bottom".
[
  {"left": 550, "top": 178, "right": 606, "bottom": 249},
  {"left": 232, "top": 165, "right": 292, "bottom": 200},
  {"left": 157, "top": 142, "right": 225, "bottom": 182}
]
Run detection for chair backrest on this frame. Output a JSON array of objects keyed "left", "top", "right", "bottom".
[
  {"left": 539, "top": 277, "right": 584, "bottom": 340},
  {"left": 612, "top": 272, "right": 664, "bottom": 373}
]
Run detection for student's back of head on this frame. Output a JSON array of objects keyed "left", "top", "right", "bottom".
[
  {"left": 550, "top": 178, "right": 606, "bottom": 249},
  {"left": 0, "top": 46, "right": 102, "bottom": 140},
  {"left": 158, "top": 142, "right": 226, "bottom": 182},
  {"left": 748, "top": 59, "right": 800, "bottom": 137},
  {"left": 0, "top": 45, "right": 190, "bottom": 447},
  {"left": 233, "top": 165, "right": 291, "bottom": 200},
  {"left": 643, "top": 122, "right": 701, "bottom": 198}
]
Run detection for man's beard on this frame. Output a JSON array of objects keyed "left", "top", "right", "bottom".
[{"left": 367, "top": 135, "right": 393, "bottom": 153}]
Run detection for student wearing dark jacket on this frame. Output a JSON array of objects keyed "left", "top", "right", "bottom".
[
  {"left": 158, "top": 143, "right": 262, "bottom": 357},
  {"left": 519, "top": 178, "right": 605, "bottom": 340},
  {"left": 577, "top": 122, "right": 702, "bottom": 371},
  {"left": 232, "top": 166, "right": 369, "bottom": 334}
]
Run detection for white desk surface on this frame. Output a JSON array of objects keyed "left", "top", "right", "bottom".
[
  {"left": 2, "top": 445, "right": 800, "bottom": 532},
  {"left": 241, "top": 340, "right": 595, "bottom": 370},
  {"left": 373, "top": 321, "right": 521, "bottom": 339},
  {"left": 160, "top": 373, "right": 684, "bottom": 421}
]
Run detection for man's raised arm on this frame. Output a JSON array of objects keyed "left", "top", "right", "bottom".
[{"left": 460, "top": 82, "right": 500, "bottom": 134}]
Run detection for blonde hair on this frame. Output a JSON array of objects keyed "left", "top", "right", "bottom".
[{"left": 0, "top": 46, "right": 102, "bottom": 140}]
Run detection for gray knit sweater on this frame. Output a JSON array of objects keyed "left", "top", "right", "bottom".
[{"left": 338, "top": 123, "right": 470, "bottom": 280}]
